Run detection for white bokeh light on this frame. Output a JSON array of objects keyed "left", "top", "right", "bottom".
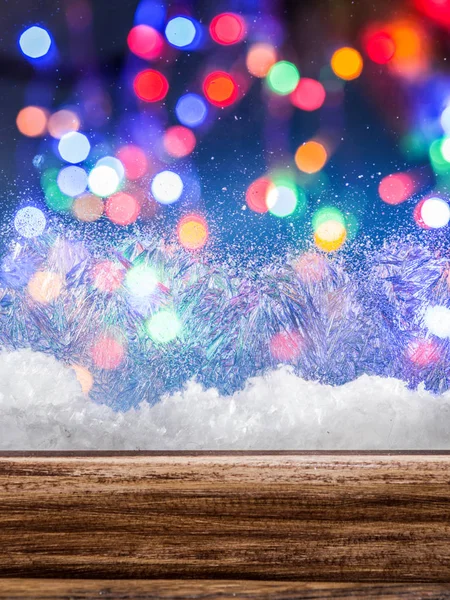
[
  {"left": 266, "top": 185, "right": 297, "bottom": 217},
  {"left": 57, "top": 166, "right": 87, "bottom": 197},
  {"left": 441, "top": 137, "right": 450, "bottom": 163},
  {"left": 424, "top": 305, "right": 450, "bottom": 339},
  {"left": 14, "top": 207, "right": 46, "bottom": 238},
  {"left": 125, "top": 265, "right": 158, "bottom": 297},
  {"left": 420, "top": 197, "right": 450, "bottom": 229},
  {"left": 88, "top": 165, "right": 120, "bottom": 197},
  {"left": 441, "top": 106, "right": 450, "bottom": 134},
  {"left": 58, "top": 132, "right": 90, "bottom": 164},
  {"left": 151, "top": 171, "right": 183, "bottom": 204},
  {"left": 96, "top": 156, "right": 125, "bottom": 182}
]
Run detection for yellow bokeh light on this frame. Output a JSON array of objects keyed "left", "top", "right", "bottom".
[
  {"left": 331, "top": 47, "right": 363, "bottom": 81},
  {"left": 314, "top": 220, "right": 347, "bottom": 252},
  {"left": 28, "top": 271, "right": 63, "bottom": 304},
  {"left": 71, "top": 364, "right": 94, "bottom": 394},
  {"left": 295, "top": 141, "right": 327, "bottom": 174},
  {"left": 178, "top": 215, "right": 208, "bottom": 250}
]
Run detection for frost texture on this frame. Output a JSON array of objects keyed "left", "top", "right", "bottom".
[
  {"left": 1, "top": 348, "right": 449, "bottom": 450},
  {"left": 0, "top": 236, "right": 450, "bottom": 448}
]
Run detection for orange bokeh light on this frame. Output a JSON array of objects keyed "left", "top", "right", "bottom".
[
  {"left": 71, "top": 364, "right": 94, "bottom": 394},
  {"left": 16, "top": 106, "right": 48, "bottom": 137},
  {"left": 386, "top": 20, "right": 428, "bottom": 77},
  {"left": 72, "top": 194, "right": 104, "bottom": 222},
  {"left": 331, "top": 47, "right": 363, "bottom": 80},
  {"left": 47, "top": 109, "right": 80, "bottom": 139},
  {"left": 295, "top": 141, "right": 328, "bottom": 174},
  {"left": 203, "top": 71, "right": 238, "bottom": 107},
  {"left": 28, "top": 271, "right": 63, "bottom": 304},
  {"left": 246, "top": 43, "right": 277, "bottom": 78}
]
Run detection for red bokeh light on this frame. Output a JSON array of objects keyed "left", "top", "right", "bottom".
[
  {"left": 245, "top": 177, "right": 271, "bottom": 213},
  {"left": 210, "top": 13, "right": 246, "bottom": 45},
  {"left": 290, "top": 78, "right": 326, "bottom": 111},
  {"left": 365, "top": 31, "right": 396, "bottom": 64},
  {"left": 133, "top": 69, "right": 169, "bottom": 102},
  {"left": 203, "top": 71, "right": 238, "bottom": 107},
  {"left": 407, "top": 339, "right": 440, "bottom": 367},
  {"left": 127, "top": 25, "right": 164, "bottom": 60},
  {"left": 270, "top": 331, "right": 303, "bottom": 362},
  {"left": 378, "top": 173, "right": 415, "bottom": 205},
  {"left": 163, "top": 126, "right": 196, "bottom": 158},
  {"left": 415, "top": 0, "right": 450, "bottom": 29},
  {"left": 116, "top": 145, "right": 148, "bottom": 180},
  {"left": 105, "top": 192, "right": 141, "bottom": 226},
  {"left": 92, "top": 260, "right": 125, "bottom": 293},
  {"left": 295, "top": 252, "right": 328, "bottom": 284},
  {"left": 413, "top": 198, "right": 431, "bottom": 229},
  {"left": 91, "top": 336, "right": 125, "bottom": 370}
]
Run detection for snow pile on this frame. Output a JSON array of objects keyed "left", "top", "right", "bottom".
[{"left": 0, "top": 348, "right": 449, "bottom": 450}]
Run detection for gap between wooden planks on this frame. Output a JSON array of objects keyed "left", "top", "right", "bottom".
[
  {"left": 0, "top": 579, "right": 450, "bottom": 599},
  {"left": 1, "top": 452, "right": 450, "bottom": 582}
]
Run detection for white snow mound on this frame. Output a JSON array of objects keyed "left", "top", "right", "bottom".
[{"left": 0, "top": 348, "right": 449, "bottom": 450}]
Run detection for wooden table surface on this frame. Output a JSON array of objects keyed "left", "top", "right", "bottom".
[{"left": 1, "top": 452, "right": 450, "bottom": 598}]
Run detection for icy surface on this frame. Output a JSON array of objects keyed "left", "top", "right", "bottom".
[{"left": 1, "top": 348, "right": 449, "bottom": 450}]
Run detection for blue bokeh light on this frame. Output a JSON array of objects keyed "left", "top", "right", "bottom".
[
  {"left": 175, "top": 93, "right": 208, "bottom": 127},
  {"left": 165, "top": 16, "right": 199, "bottom": 49},
  {"left": 134, "top": 0, "right": 166, "bottom": 30},
  {"left": 19, "top": 26, "right": 52, "bottom": 59}
]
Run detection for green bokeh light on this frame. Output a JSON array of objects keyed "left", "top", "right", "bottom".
[
  {"left": 40, "top": 167, "right": 59, "bottom": 192},
  {"left": 312, "top": 206, "right": 345, "bottom": 231},
  {"left": 146, "top": 310, "right": 181, "bottom": 344},
  {"left": 44, "top": 183, "right": 73, "bottom": 212},
  {"left": 429, "top": 138, "right": 450, "bottom": 175},
  {"left": 267, "top": 61, "right": 300, "bottom": 95}
]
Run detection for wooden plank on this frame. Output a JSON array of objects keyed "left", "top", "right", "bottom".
[
  {"left": 0, "top": 579, "right": 450, "bottom": 599},
  {"left": 1, "top": 453, "right": 450, "bottom": 581}
]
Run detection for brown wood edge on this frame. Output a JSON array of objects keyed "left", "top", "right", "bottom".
[
  {"left": 1, "top": 579, "right": 450, "bottom": 599},
  {"left": 1, "top": 453, "right": 450, "bottom": 581}
]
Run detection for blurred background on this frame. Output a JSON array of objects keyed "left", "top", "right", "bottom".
[{"left": 0, "top": 0, "right": 449, "bottom": 263}]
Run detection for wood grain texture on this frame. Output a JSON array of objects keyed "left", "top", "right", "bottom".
[
  {"left": 1, "top": 453, "right": 450, "bottom": 581},
  {"left": 1, "top": 579, "right": 450, "bottom": 599}
]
